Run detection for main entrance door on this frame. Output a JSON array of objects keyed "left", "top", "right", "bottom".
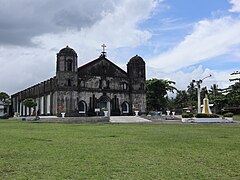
[
  {"left": 99, "top": 101, "right": 107, "bottom": 110},
  {"left": 98, "top": 95, "right": 111, "bottom": 116}
]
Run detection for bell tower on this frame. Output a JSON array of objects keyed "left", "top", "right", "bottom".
[
  {"left": 127, "top": 55, "right": 146, "bottom": 113},
  {"left": 56, "top": 45, "right": 78, "bottom": 87},
  {"left": 127, "top": 55, "right": 146, "bottom": 92}
]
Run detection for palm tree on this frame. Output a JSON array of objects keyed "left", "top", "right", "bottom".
[{"left": 187, "top": 81, "right": 197, "bottom": 101}]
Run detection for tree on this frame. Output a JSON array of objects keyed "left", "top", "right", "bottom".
[
  {"left": 23, "top": 98, "right": 37, "bottom": 116},
  {"left": 146, "top": 78, "right": 177, "bottom": 111},
  {"left": 0, "top": 92, "right": 10, "bottom": 103},
  {"left": 175, "top": 90, "right": 189, "bottom": 108},
  {"left": 208, "top": 84, "right": 224, "bottom": 113},
  {"left": 187, "top": 81, "right": 197, "bottom": 102},
  {"left": 224, "top": 71, "right": 240, "bottom": 108}
]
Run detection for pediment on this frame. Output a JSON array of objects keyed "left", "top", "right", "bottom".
[{"left": 78, "top": 56, "right": 127, "bottom": 78}]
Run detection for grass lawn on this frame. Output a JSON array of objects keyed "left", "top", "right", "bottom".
[
  {"left": 0, "top": 120, "right": 240, "bottom": 179},
  {"left": 233, "top": 115, "right": 240, "bottom": 121}
]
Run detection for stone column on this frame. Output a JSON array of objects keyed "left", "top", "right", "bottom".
[
  {"left": 47, "top": 94, "right": 51, "bottom": 114},
  {"left": 20, "top": 102, "right": 22, "bottom": 116},
  {"left": 40, "top": 96, "right": 44, "bottom": 115}
]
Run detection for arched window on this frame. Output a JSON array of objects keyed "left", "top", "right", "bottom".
[
  {"left": 67, "top": 59, "right": 73, "bottom": 71},
  {"left": 122, "top": 102, "right": 129, "bottom": 113},
  {"left": 68, "top": 79, "right": 72, "bottom": 86},
  {"left": 140, "top": 83, "right": 144, "bottom": 90},
  {"left": 80, "top": 80, "right": 85, "bottom": 87},
  {"left": 78, "top": 101, "right": 86, "bottom": 113},
  {"left": 123, "top": 82, "right": 128, "bottom": 90}
]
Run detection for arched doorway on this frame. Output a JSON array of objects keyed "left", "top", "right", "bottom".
[
  {"left": 78, "top": 100, "right": 87, "bottom": 116},
  {"left": 122, "top": 101, "right": 129, "bottom": 115},
  {"left": 98, "top": 95, "right": 111, "bottom": 116}
]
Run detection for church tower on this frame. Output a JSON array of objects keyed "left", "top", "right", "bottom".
[
  {"left": 56, "top": 46, "right": 78, "bottom": 87},
  {"left": 127, "top": 55, "right": 146, "bottom": 113},
  {"left": 55, "top": 46, "right": 78, "bottom": 116}
]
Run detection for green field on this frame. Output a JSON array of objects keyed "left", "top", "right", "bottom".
[
  {"left": 233, "top": 115, "right": 240, "bottom": 121},
  {"left": 0, "top": 120, "right": 240, "bottom": 179}
]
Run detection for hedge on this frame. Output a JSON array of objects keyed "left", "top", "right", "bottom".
[{"left": 195, "top": 113, "right": 220, "bottom": 118}]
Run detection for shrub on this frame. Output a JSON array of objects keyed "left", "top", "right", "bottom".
[
  {"left": 182, "top": 113, "right": 194, "bottom": 118},
  {"left": 195, "top": 113, "right": 219, "bottom": 118},
  {"left": 223, "top": 112, "right": 234, "bottom": 117}
]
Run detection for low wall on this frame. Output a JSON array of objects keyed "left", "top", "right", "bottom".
[
  {"left": 25, "top": 116, "right": 110, "bottom": 123},
  {"left": 182, "top": 117, "right": 233, "bottom": 123}
]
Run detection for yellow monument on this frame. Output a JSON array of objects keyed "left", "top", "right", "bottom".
[{"left": 201, "top": 94, "right": 212, "bottom": 114}]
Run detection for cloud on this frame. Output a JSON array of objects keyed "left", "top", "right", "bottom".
[
  {"left": 229, "top": 0, "right": 240, "bottom": 13},
  {"left": 31, "top": 0, "right": 158, "bottom": 63},
  {"left": 0, "top": 46, "right": 55, "bottom": 94},
  {"left": 148, "top": 16, "right": 240, "bottom": 72},
  {"left": 0, "top": 0, "right": 159, "bottom": 94},
  {"left": 147, "top": 65, "right": 234, "bottom": 91},
  {"left": 0, "top": 0, "right": 118, "bottom": 46}
]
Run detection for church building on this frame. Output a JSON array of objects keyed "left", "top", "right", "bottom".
[{"left": 11, "top": 45, "right": 146, "bottom": 116}]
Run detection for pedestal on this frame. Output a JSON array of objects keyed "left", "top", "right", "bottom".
[
  {"left": 104, "top": 111, "right": 108, "bottom": 117},
  {"left": 135, "top": 111, "right": 139, "bottom": 116},
  {"left": 61, "top": 112, "right": 65, "bottom": 118}
]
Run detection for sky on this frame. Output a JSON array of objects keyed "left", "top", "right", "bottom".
[{"left": 0, "top": 0, "right": 240, "bottom": 95}]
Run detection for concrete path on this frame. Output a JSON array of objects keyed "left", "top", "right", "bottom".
[{"left": 110, "top": 116, "right": 152, "bottom": 123}]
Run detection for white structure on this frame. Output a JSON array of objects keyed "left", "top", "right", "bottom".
[{"left": 0, "top": 100, "right": 4, "bottom": 116}]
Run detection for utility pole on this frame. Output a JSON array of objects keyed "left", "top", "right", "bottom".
[{"left": 192, "top": 74, "right": 212, "bottom": 113}]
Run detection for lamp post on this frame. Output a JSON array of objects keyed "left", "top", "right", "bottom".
[{"left": 192, "top": 74, "right": 212, "bottom": 113}]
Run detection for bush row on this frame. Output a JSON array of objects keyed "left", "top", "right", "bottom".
[
  {"left": 223, "top": 112, "right": 234, "bottom": 117},
  {"left": 195, "top": 113, "right": 220, "bottom": 118},
  {"left": 182, "top": 113, "right": 220, "bottom": 118}
]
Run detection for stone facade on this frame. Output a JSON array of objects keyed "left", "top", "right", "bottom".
[{"left": 11, "top": 46, "right": 146, "bottom": 117}]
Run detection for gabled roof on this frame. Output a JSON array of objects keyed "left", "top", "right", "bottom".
[{"left": 78, "top": 54, "right": 128, "bottom": 78}]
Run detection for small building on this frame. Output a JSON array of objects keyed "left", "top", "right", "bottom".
[{"left": 11, "top": 46, "right": 146, "bottom": 117}]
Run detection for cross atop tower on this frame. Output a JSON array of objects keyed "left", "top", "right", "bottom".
[{"left": 101, "top": 44, "right": 107, "bottom": 56}]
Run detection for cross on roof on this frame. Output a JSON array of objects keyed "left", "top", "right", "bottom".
[{"left": 101, "top": 44, "right": 107, "bottom": 56}]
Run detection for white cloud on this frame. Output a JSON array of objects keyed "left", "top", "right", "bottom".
[
  {"left": 148, "top": 16, "right": 240, "bottom": 72},
  {"left": 33, "top": 0, "right": 157, "bottom": 50},
  {"left": 0, "top": 47, "right": 55, "bottom": 94},
  {"left": 0, "top": 0, "right": 159, "bottom": 94},
  {"left": 229, "top": 0, "right": 240, "bottom": 13},
  {"left": 147, "top": 65, "right": 234, "bottom": 91}
]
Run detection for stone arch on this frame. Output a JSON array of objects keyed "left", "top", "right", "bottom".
[
  {"left": 98, "top": 95, "right": 111, "bottom": 116},
  {"left": 78, "top": 100, "right": 87, "bottom": 113},
  {"left": 122, "top": 101, "right": 129, "bottom": 114}
]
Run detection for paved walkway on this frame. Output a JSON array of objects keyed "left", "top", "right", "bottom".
[{"left": 110, "top": 116, "right": 152, "bottom": 123}]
